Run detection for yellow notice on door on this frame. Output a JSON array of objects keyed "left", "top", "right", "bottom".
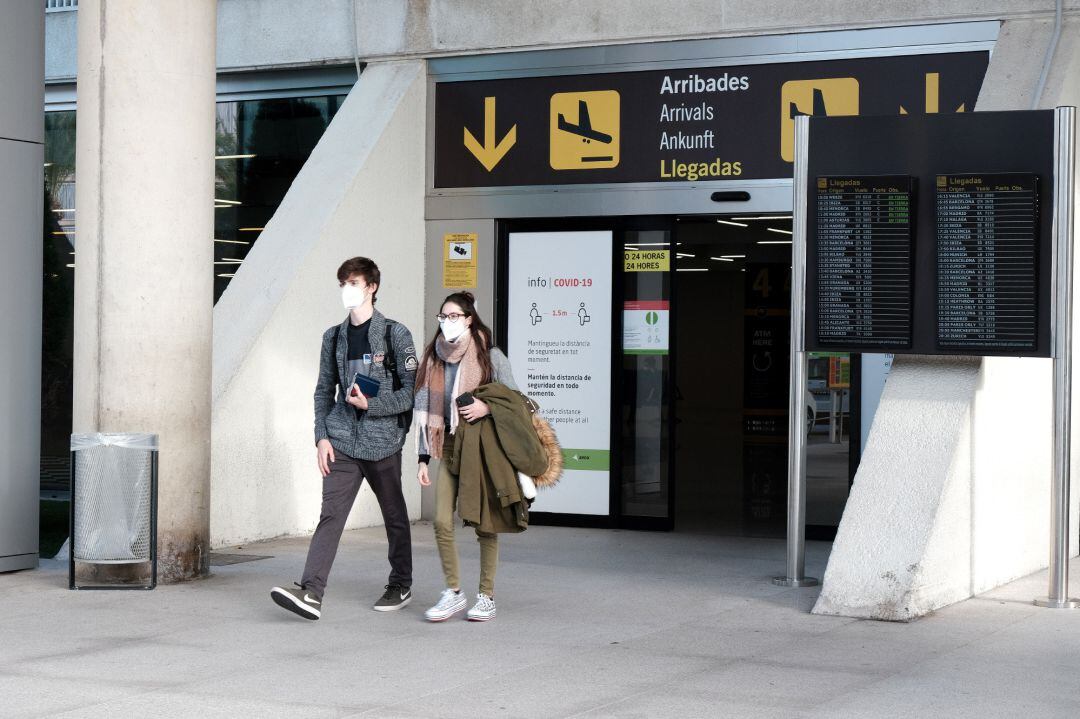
[
  {"left": 779, "top": 78, "right": 859, "bottom": 162},
  {"left": 550, "top": 90, "right": 620, "bottom": 170},
  {"left": 624, "top": 250, "right": 670, "bottom": 272},
  {"left": 443, "top": 233, "right": 478, "bottom": 288}
]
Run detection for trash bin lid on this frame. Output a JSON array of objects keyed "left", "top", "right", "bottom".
[{"left": 70, "top": 433, "right": 158, "bottom": 451}]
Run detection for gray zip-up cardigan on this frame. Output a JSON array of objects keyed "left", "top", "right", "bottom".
[{"left": 314, "top": 310, "right": 417, "bottom": 461}]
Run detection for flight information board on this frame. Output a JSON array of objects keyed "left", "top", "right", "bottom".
[
  {"left": 804, "top": 111, "right": 1055, "bottom": 357},
  {"left": 814, "top": 176, "right": 915, "bottom": 349},
  {"left": 935, "top": 173, "right": 1040, "bottom": 351}
]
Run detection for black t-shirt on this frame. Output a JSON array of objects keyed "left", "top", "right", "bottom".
[{"left": 346, "top": 319, "right": 372, "bottom": 383}]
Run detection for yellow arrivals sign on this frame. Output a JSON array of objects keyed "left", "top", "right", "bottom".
[
  {"left": 550, "top": 90, "right": 621, "bottom": 170},
  {"left": 624, "top": 250, "right": 670, "bottom": 272},
  {"left": 443, "top": 233, "right": 478, "bottom": 288},
  {"left": 779, "top": 78, "right": 859, "bottom": 162}
]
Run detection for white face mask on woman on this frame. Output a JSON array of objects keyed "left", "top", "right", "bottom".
[
  {"left": 440, "top": 318, "right": 468, "bottom": 342},
  {"left": 341, "top": 285, "right": 368, "bottom": 309}
]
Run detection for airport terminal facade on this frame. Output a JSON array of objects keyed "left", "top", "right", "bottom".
[{"left": 2, "top": 1, "right": 1079, "bottom": 618}]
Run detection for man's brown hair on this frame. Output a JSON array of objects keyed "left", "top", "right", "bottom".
[{"left": 337, "top": 257, "right": 381, "bottom": 301}]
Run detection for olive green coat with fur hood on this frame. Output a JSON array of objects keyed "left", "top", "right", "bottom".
[{"left": 447, "top": 383, "right": 551, "bottom": 534}]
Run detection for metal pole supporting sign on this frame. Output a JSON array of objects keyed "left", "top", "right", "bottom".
[
  {"left": 1035, "top": 106, "right": 1079, "bottom": 609},
  {"left": 774, "top": 115, "right": 818, "bottom": 588}
]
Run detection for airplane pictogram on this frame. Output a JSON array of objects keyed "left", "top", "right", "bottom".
[
  {"left": 779, "top": 78, "right": 860, "bottom": 163},
  {"left": 550, "top": 90, "right": 620, "bottom": 170},
  {"left": 557, "top": 101, "right": 614, "bottom": 146}
]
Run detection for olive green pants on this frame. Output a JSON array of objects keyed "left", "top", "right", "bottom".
[{"left": 433, "top": 461, "right": 499, "bottom": 596}]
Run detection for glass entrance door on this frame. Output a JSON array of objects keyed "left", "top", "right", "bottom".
[
  {"left": 498, "top": 214, "right": 856, "bottom": 534},
  {"left": 619, "top": 228, "right": 675, "bottom": 527}
]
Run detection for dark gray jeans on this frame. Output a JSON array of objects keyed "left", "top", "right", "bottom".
[{"left": 301, "top": 450, "right": 411, "bottom": 596}]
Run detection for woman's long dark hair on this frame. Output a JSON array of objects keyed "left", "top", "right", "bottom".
[{"left": 415, "top": 291, "right": 495, "bottom": 389}]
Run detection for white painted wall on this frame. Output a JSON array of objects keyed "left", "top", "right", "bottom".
[
  {"left": 815, "top": 16, "right": 1080, "bottom": 619},
  {"left": 210, "top": 61, "right": 426, "bottom": 547}
]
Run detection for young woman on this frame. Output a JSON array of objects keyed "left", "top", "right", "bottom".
[{"left": 415, "top": 291, "right": 517, "bottom": 622}]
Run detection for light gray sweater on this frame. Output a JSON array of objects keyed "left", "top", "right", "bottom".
[{"left": 417, "top": 347, "right": 517, "bottom": 460}]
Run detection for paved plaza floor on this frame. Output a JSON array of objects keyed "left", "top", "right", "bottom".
[{"left": 2, "top": 523, "right": 1078, "bottom": 718}]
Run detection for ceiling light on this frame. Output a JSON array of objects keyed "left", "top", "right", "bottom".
[
  {"left": 757, "top": 240, "right": 793, "bottom": 245},
  {"left": 767, "top": 227, "right": 793, "bottom": 235},
  {"left": 709, "top": 257, "right": 735, "bottom": 262},
  {"left": 238, "top": 227, "right": 265, "bottom": 232},
  {"left": 721, "top": 254, "right": 746, "bottom": 258},
  {"left": 629, "top": 242, "right": 672, "bottom": 247},
  {"left": 44, "top": 163, "right": 53, "bottom": 167},
  {"left": 217, "top": 273, "right": 236, "bottom": 278},
  {"left": 66, "top": 263, "right": 75, "bottom": 268},
  {"left": 52, "top": 231, "right": 73, "bottom": 236},
  {"left": 215, "top": 238, "right": 251, "bottom": 245},
  {"left": 676, "top": 268, "right": 708, "bottom": 272},
  {"left": 716, "top": 219, "right": 748, "bottom": 227},
  {"left": 215, "top": 154, "right": 256, "bottom": 160},
  {"left": 215, "top": 199, "right": 242, "bottom": 205},
  {"left": 52, "top": 208, "right": 75, "bottom": 213},
  {"left": 214, "top": 260, "right": 243, "bottom": 265},
  {"left": 676, "top": 253, "right": 696, "bottom": 258}
]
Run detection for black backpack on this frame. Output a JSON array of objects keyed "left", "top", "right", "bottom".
[{"left": 332, "top": 320, "right": 414, "bottom": 433}]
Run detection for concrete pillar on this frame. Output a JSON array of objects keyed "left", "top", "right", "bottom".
[
  {"left": 74, "top": 1, "right": 217, "bottom": 581},
  {"left": 0, "top": 2, "right": 44, "bottom": 574}
]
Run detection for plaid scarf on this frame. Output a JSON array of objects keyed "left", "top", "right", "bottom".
[{"left": 414, "top": 332, "right": 484, "bottom": 459}]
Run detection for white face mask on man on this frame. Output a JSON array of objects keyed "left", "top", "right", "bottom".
[
  {"left": 341, "top": 285, "right": 368, "bottom": 309},
  {"left": 440, "top": 318, "right": 468, "bottom": 342}
]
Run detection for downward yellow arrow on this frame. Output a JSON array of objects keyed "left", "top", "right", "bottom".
[{"left": 463, "top": 96, "right": 517, "bottom": 171}]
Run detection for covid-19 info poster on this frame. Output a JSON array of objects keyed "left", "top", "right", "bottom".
[{"left": 507, "top": 231, "right": 612, "bottom": 516}]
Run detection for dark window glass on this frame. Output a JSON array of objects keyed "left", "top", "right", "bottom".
[
  {"left": 214, "top": 95, "right": 345, "bottom": 301},
  {"left": 41, "top": 111, "right": 77, "bottom": 504}
]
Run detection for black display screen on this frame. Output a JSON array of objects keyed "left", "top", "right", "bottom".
[
  {"left": 935, "top": 173, "right": 1039, "bottom": 351},
  {"left": 804, "top": 111, "right": 1054, "bottom": 357},
  {"left": 814, "top": 176, "right": 915, "bottom": 349}
]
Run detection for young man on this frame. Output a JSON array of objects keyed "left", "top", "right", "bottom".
[{"left": 271, "top": 257, "right": 418, "bottom": 620}]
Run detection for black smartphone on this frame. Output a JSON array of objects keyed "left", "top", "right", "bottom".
[{"left": 456, "top": 392, "right": 478, "bottom": 423}]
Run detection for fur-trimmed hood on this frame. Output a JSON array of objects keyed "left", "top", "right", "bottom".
[{"left": 529, "top": 412, "right": 563, "bottom": 489}]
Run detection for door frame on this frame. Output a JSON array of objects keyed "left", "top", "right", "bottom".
[{"left": 495, "top": 215, "right": 678, "bottom": 530}]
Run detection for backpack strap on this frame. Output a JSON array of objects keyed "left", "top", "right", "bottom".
[
  {"left": 332, "top": 329, "right": 339, "bottom": 385},
  {"left": 383, "top": 321, "right": 401, "bottom": 391},
  {"left": 383, "top": 320, "right": 414, "bottom": 432}
]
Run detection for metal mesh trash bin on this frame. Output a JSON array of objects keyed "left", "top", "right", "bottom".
[{"left": 69, "top": 433, "right": 158, "bottom": 590}]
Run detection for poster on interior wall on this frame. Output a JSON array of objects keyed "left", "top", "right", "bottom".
[
  {"left": 623, "top": 300, "right": 669, "bottom": 355},
  {"left": 507, "top": 231, "right": 612, "bottom": 515}
]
